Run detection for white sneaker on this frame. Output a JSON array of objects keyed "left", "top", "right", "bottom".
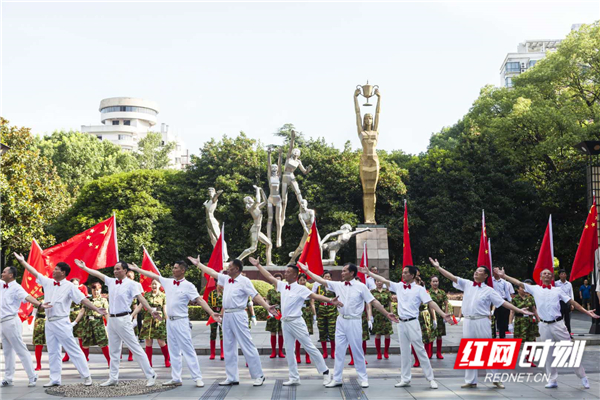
[
  {"left": 582, "top": 377, "right": 590, "bottom": 389},
  {"left": 100, "top": 380, "right": 118, "bottom": 387},
  {"left": 282, "top": 379, "right": 300, "bottom": 386},
  {"left": 395, "top": 381, "right": 411, "bottom": 387},
  {"left": 325, "top": 380, "right": 343, "bottom": 388},
  {"left": 195, "top": 379, "right": 204, "bottom": 388},
  {"left": 28, "top": 375, "right": 38, "bottom": 387},
  {"left": 162, "top": 380, "right": 182, "bottom": 386},
  {"left": 146, "top": 373, "right": 157, "bottom": 387},
  {"left": 492, "top": 382, "right": 505, "bottom": 389},
  {"left": 545, "top": 381, "right": 558, "bottom": 389},
  {"left": 218, "top": 379, "right": 239, "bottom": 386},
  {"left": 253, "top": 376, "right": 266, "bottom": 386},
  {"left": 359, "top": 381, "right": 369, "bottom": 388},
  {"left": 83, "top": 376, "right": 93, "bottom": 386},
  {"left": 43, "top": 381, "right": 60, "bottom": 388},
  {"left": 429, "top": 380, "right": 438, "bottom": 389},
  {"left": 322, "top": 372, "right": 332, "bottom": 386}
]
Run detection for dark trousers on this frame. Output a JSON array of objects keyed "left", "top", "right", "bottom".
[
  {"left": 493, "top": 306, "right": 509, "bottom": 338},
  {"left": 559, "top": 301, "right": 572, "bottom": 333}
]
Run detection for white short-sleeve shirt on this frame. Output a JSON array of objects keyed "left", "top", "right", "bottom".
[
  {"left": 105, "top": 277, "right": 142, "bottom": 315},
  {"left": 327, "top": 280, "right": 374, "bottom": 316},
  {"left": 492, "top": 278, "right": 512, "bottom": 301},
  {"left": 0, "top": 280, "right": 29, "bottom": 318},
  {"left": 366, "top": 277, "right": 387, "bottom": 290},
  {"left": 525, "top": 283, "right": 570, "bottom": 321},
  {"left": 389, "top": 281, "right": 431, "bottom": 319},
  {"left": 454, "top": 277, "right": 504, "bottom": 317},
  {"left": 311, "top": 282, "right": 320, "bottom": 293},
  {"left": 554, "top": 280, "right": 574, "bottom": 301},
  {"left": 159, "top": 277, "right": 199, "bottom": 317},
  {"left": 217, "top": 273, "right": 258, "bottom": 309},
  {"left": 277, "top": 281, "right": 312, "bottom": 318},
  {"left": 37, "top": 275, "right": 85, "bottom": 319}
]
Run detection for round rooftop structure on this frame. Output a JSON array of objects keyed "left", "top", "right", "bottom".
[{"left": 99, "top": 97, "right": 159, "bottom": 126}]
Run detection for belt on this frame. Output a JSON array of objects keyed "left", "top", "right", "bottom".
[
  {"left": 399, "top": 317, "right": 417, "bottom": 322},
  {"left": 281, "top": 316, "right": 301, "bottom": 322},
  {"left": 109, "top": 311, "right": 132, "bottom": 318},
  {"left": 540, "top": 316, "right": 563, "bottom": 324},
  {"left": 168, "top": 316, "right": 188, "bottom": 321},
  {"left": 48, "top": 315, "right": 69, "bottom": 322},
  {"left": 340, "top": 314, "right": 362, "bottom": 320},
  {"left": 464, "top": 315, "right": 489, "bottom": 320},
  {"left": 224, "top": 308, "right": 246, "bottom": 313},
  {"left": 320, "top": 302, "right": 333, "bottom": 306},
  {"left": 0, "top": 314, "right": 17, "bottom": 323}
]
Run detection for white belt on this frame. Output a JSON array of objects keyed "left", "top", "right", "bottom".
[
  {"left": 464, "top": 315, "right": 489, "bottom": 320},
  {"left": 281, "top": 316, "right": 301, "bottom": 322},
  {"left": 48, "top": 315, "right": 69, "bottom": 322},
  {"left": 0, "top": 314, "right": 17, "bottom": 323},
  {"left": 224, "top": 308, "right": 246, "bottom": 313},
  {"left": 340, "top": 314, "right": 362, "bottom": 320},
  {"left": 168, "top": 316, "right": 188, "bottom": 321}
]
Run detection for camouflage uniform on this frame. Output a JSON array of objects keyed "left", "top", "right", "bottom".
[
  {"left": 265, "top": 287, "right": 282, "bottom": 333},
  {"left": 512, "top": 295, "right": 539, "bottom": 341},
  {"left": 70, "top": 302, "right": 84, "bottom": 338},
  {"left": 207, "top": 290, "right": 223, "bottom": 341},
  {"left": 316, "top": 285, "right": 337, "bottom": 342},
  {"left": 429, "top": 289, "right": 448, "bottom": 337},
  {"left": 362, "top": 306, "right": 370, "bottom": 341},
  {"left": 418, "top": 303, "right": 435, "bottom": 344},
  {"left": 139, "top": 291, "right": 167, "bottom": 340},
  {"left": 33, "top": 295, "right": 46, "bottom": 346},
  {"left": 302, "top": 298, "right": 314, "bottom": 335},
  {"left": 82, "top": 296, "right": 109, "bottom": 347},
  {"left": 370, "top": 289, "right": 393, "bottom": 336}
]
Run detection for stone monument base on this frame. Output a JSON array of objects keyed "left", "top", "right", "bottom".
[{"left": 355, "top": 224, "right": 390, "bottom": 279}]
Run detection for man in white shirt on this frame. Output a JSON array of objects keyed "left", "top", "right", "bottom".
[
  {"left": 429, "top": 258, "right": 532, "bottom": 389},
  {"left": 360, "top": 265, "right": 453, "bottom": 389},
  {"left": 497, "top": 267, "right": 598, "bottom": 389},
  {"left": 0, "top": 266, "right": 52, "bottom": 387},
  {"left": 129, "top": 260, "right": 222, "bottom": 387},
  {"left": 250, "top": 257, "right": 342, "bottom": 386},
  {"left": 492, "top": 270, "right": 512, "bottom": 338},
  {"left": 74, "top": 259, "right": 161, "bottom": 387},
  {"left": 190, "top": 257, "right": 277, "bottom": 387},
  {"left": 14, "top": 253, "right": 108, "bottom": 387},
  {"left": 555, "top": 269, "right": 574, "bottom": 334},
  {"left": 302, "top": 262, "right": 399, "bottom": 389}
]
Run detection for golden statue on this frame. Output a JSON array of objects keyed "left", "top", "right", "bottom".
[{"left": 354, "top": 84, "right": 381, "bottom": 224}]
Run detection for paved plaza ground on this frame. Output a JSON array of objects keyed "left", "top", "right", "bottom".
[{"left": 1, "top": 311, "right": 599, "bottom": 400}]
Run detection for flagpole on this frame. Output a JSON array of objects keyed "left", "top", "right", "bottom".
[{"left": 113, "top": 211, "right": 119, "bottom": 261}]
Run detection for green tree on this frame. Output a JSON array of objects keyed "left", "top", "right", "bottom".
[{"left": 135, "top": 132, "right": 176, "bottom": 169}]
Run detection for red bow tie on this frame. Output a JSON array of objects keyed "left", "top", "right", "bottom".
[
  {"left": 3, "top": 283, "right": 8, "bottom": 289},
  {"left": 229, "top": 278, "right": 235, "bottom": 284},
  {"left": 174, "top": 280, "right": 181, "bottom": 286},
  {"left": 115, "top": 280, "right": 123, "bottom": 285},
  {"left": 345, "top": 281, "right": 352, "bottom": 286},
  {"left": 54, "top": 281, "right": 60, "bottom": 287},
  {"left": 473, "top": 282, "right": 482, "bottom": 287},
  {"left": 285, "top": 285, "right": 291, "bottom": 290},
  {"left": 404, "top": 284, "right": 411, "bottom": 290},
  {"left": 542, "top": 284, "right": 552, "bottom": 289}
]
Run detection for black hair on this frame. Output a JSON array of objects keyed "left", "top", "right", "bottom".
[
  {"left": 322, "top": 270, "right": 331, "bottom": 278},
  {"left": 523, "top": 279, "right": 534, "bottom": 285},
  {"left": 344, "top": 263, "right": 358, "bottom": 278},
  {"left": 478, "top": 267, "right": 490, "bottom": 281},
  {"left": 90, "top": 281, "right": 102, "bottom": 289},
  {"left": 286, "top": 265, "right": 299, "bottom": 275},
  {"left": 403, "top": 265, "right": 418, "bottom": 279},
  {"left": 174, "top": 261, "right": 188, "bottom": 271},
  {"left": 298, "top": 273, "right": 307, "bottom": 280},
  {"left": 56, "top": 262, "right": 71, "bottom": 276},
  {"left": 430, "top": 275, "right": 439, "bottom": 281},
  {"left": 559, "top": 269, "right": 566, "bottom": 275},
  {"left": 6, "top": 266, "right": 17, "bottom": 279},
  {"left": 232, "top": 259, "right": 243, "bottom": 272},
  {"left": 273, "top": 273, "right": 284, "bottom": 280},
  {"left": 115, "top": 261, "right": 129, "bottom": 272},
  {"left": 70, "top": 278, "right": 80, "bottom": 283}
]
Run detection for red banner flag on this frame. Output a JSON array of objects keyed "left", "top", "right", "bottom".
[
  {"left": 571, "top": 201, "right": 598, "bottom": 281},
  {"left": 203, "top": 225, "right": 225, "bottom": 301},
  {"left": 206, "top": 315, "right": 218, "bottom": 326},
  {"left": 477, "top": 210, "right": 493, "bottom": 287},
  {"left": 357, "top": 242, "right": 368, "bottom": 284},
  {"left": 298, "top": 220, "right": 324, "bottom": 277},
  {"left": 533, "top": 215, "right": 554, "bottom": 286},
  {"left": 140, "top": 247, "right": 161, "bottom": 292},
  {"left": 18, "top": 239, "right": 48, "bottom": 323},
  {"left": 403, "top": 200, "right": 413, "bottom": 267},
  {"left": 42, "top": 215, "right": 119, "bottom": 283}
]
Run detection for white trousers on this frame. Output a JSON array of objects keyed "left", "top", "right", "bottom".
[
  {"left": 108, "top": 315, "right": 155, "bottom": 381},
  {"left": 282, "top": 317, "right": 328, "bottom": 381},
  {"left": 166, "top": 318, "right": 202, "bottom": 382},
  {"left": 1, "top": 318, "right": 36, "bottom": 381},
  {"left": 463, "top": 318, "right": 497, "bottom": 384},
  {"left": 333, "top": 316, "right": 367, "bottom": 383},
  {"left": 46, "top": 318, "right": 90, "bottom": 383},
  {"left": 223, "top": 311, "right": 263, "bottom": 382},
  {"left": 538, "top": 320, "right": 585, "bottom": 382},
  {"left": 397, "top": 319, "right": 434, "bottom": 382}
]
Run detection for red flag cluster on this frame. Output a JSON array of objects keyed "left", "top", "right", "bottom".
[{"left": 298, "top": 220, "right": 324, "bottom": 277}]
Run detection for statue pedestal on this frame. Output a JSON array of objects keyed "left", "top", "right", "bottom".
[{"left": 355, "top": 225, "right": 389, "bottom": 279}]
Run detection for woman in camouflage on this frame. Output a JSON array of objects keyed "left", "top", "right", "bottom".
[
  {"left": 132, "top": 279, "right": 170, "bottom": 367},
  {"left": 207, "top": 285, "right": 224, "bottom": 360},
  {"left": 509, "top": 279, "right": 540, "bottom": 366},
  {"left": 371, "top": 279, "right": 393, "bottom": 359},
  {"left": 429, "top": 276, "right": 448, "bottom": 359},
  {"left": 316, "top": 270, "right": 337, "bottom": 359},
  {"left": 63, "top": 278, "right": 88, "bottom": 363},
  {"left": 297, "top": 273, "right": 317, "bottom": 364},
  {"left": 32, "top": 295, "right": 46, "bottom": 371},
  {"left": 415, "top": 273, "right": 436, "bottom": 364},
  {"left": 73, "top": 282, "right": 110, "bottom": 366},
  {"left": 266, "top": 273, "right": 285, "bottom": 358}
]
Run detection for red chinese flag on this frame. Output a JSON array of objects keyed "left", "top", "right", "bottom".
[
  {"left": 206, "top": 315, "right": 217, "bottom": 326},
  {"left": 357, "top": 242, "right": 368, "bottom": 284},
  {"left": 477, "top": 210, "right": 493, "bottom": 287},
  {"left": 140, "top": 247, "right": 161, "bottom": 292},
  {"left": 42, "top": 215, "right": 119, "bottom": 283},
  {"left": 403, "top": 200, "right": 413, "bottom": 267},
  {"left": 298, "top": 220, "right": 324, "bottom": 277},
  {"left": 571, "top": 201, "right": 598, "bottom": 281},
  {"left": 203, "top": 226, "right": 225, "bottom": 301},
  {"left": 533, "top": 215, "right": 554, "bottom": 286},
  {"left": 18, "top": 239, "right": 48, "bottom": 323}
]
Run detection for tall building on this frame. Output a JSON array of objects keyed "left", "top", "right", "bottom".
[{"left": 81, "top": 97, "right": 189, "bottom": 169}]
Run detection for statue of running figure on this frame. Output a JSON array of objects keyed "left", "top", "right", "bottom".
[
  {"left": 320, "top": 224, "right": 371, "bottom": 266},
  {"left": 204, "top": 187, "right": 229, "bottom": 261},
  {"left": 238, "top": 185, "right": 273, "bottom": 266},
  {"left": 281, "top": 130, "right": 312, "bottom": 225},
  {"left": 266, "top": 147, "right": 284, "bottom": 248},
  {"left": 288, "top": 199, "right": 316, "bottom": 264}
]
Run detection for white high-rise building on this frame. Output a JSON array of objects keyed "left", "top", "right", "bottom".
[{"left": 81, "top": 97, "right": 189, "bottom": 169}]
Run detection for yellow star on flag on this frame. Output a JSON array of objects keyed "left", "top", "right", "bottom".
[
  {"left": 88, "top": 242, "right": 93, "bottom": 247},
  {"left": 101, "top": 225, "right": 109, "bottom": 235},
  {"left": 586, "top": 224, "right": 589, "bottom": 229},
  {"left": 86, "top": 235, "right": 91, "bottom": 240},
  {"left": 90, "top": 229, "right": 95, "bottom": 233}
]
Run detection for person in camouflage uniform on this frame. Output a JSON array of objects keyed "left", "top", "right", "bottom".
[
  {"left": 429, "top": 276, "right": 448, "bottom": 359},
  {"left": 509, "top": 280, "right": 540, "bottom": 366},
  {"left": 62, "top": 278, "right": 88, "bottom": 363},
  {"left": 316, "top": 271, "right": 337, "bottom": 359},
  {"left": 75, "top": 282, "right": 110, "bottom": 366},
  {"left": 132, "top": 279, "right": 170, "bottom": 367},
  {"left": 371, "top": 279, "right": 393, "bottom": 359},
  {"left": 33, "top": 295, "right": 46, "bottom": 371},
  {"left": 266, "top": 274, "right": 285, "bottom": 359},
  {"left": 207, "top": 285, "right": 224, "bottom": 360},
  {"left": 297, "top": 273, "right": 317, "bottom": 364}
]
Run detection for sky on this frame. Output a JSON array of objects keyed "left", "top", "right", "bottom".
[{"left": 2, "top": 1, "right": 598, "bottom": 156}]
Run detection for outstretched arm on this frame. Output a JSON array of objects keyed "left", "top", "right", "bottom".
[
  {"left": 188, "top": 256, "right": 219, "bottom": 279},
  {"left": 369, "top": 298, "right": 400, "bottom": 323},
  {"left": 129, "top": 263, "right": 161, "bottom": 282},
  {"left": 428, "top": 258, "right": 458, "bottom": 284},
  {"left": 13, "top": 253, "right": 41, "bottom": 278},
  {"left": 249, "top": 257, "right": 277, "bottom": 285},
  {"left": 494, "top": 267, "right": 524, "bottom": 289},
  {"left": 212, "top": 190, "right": 224, "bottom": 203},
  {"left": 193, "top": 297, "right": 222, "bottom": 324},
  {"left": 298, "top": 262, "right": 328, "bottom": 286},
  {"left": 297, "top": 160, "right": 312, "bottom": 174},
  {"left": 567, "top": 299, "right": 600, "bottom": 319},
  {"left": 25, "top": 295, "right": 52, "bottom": 309},
  {"left": 80, "top": 298, "right": 107, "bottom": 316},
  {"left": 136, "top": 293, "right": 162, "bottom": 319},
  {"left": 358, "top": 265, "right": 391, "bottom": 286},
  {"left": 350, "top": 227, "right": 371, "bottom": 237},
  {"left": 251, "top": 293, "right": 278, "bottom": 316},
  {"left": 309, "top": 292, "right": 343, "bottom": 308},
  {"left": 74, "top": 259, "right": 106, "bottom": 283},
  {"left": 427, "top": 300, "right": 454, "bottom": 324},
  {"left": 320, "top": 229, "right": 343, "bottom": 246},
  {"left": 502, "top": 300, "right": 533, "bottom": 315}
]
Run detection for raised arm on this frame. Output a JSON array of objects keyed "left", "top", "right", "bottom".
[
  {"left": 358, "top": 265, "right": 391, "bottom": 287},
  {"left": 373, "top": 89, "right": 381, "bottom": 131},
  {"left": 267, "top": 148, "right": 272, "bottom": 177},
  {"left": 297, "top": 160, "right": 312, "bottom": 175},
  {"left": 259, "top": 188, "right": 268, "bottom": 208},
  {"left": 428, "top": 258, "right": 458, "bottom": 284},
  {"left": 249, "top": 257, "right": 277, "bottom": 285},
  {"left": 129, "top": 263, "right": 161, "bottom": 282},
  {"left": 74, "top": 259, "right": 106, "bottom": 283},
  {"left": 13, "top": 253, "right": 40, "bottom": 278},
  {"left": 298, "top": 262, "right": 328, "bottom": 286},
  {"left": 277, "top": 148, "right": 283, "bottom": 178},
  {"left": 320, "top": 229, "right": 343, "bottom": 246},
  {"left": 188, "top": 256, "right": 219, "bottom": 279},
  {"left": 193, "top": 296, "right": 222, "bottom": 324},
  {"left": 494, "top": 267, "right": 524, "bottom": 289},
  {"left": 354, "top": 88, "right": 362, "bottom": 135},
  {"left": 212, "top": 190, "right": 224, "bottom": 203},
  {"left": 287, "top": 130, "right": 295, "bottom": 160}
]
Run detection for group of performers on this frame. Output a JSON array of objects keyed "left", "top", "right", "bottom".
[{"left": 1, "top": 252, "right": 598, "bottom": 391}]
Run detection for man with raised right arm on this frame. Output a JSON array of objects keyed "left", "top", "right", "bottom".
[{"left": 495, "top": 266, "right": 598, "bottom": 389}]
